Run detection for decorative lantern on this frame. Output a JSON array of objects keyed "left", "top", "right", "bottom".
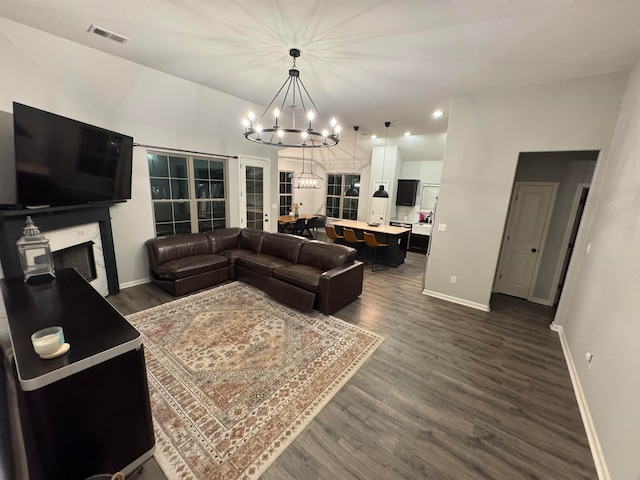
[{"left": 16, "top": 216, "right": 56, "bottom": 283}]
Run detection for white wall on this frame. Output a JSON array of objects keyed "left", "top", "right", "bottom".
[
  {"left": 554, "top": 60, "right": 640, "bottom": 480},
  {"left": 425, "top": 72, "right": 628, "bottom": 310},
  {"left": 0, "top": 18, "right": 278, "bottom": 286}
]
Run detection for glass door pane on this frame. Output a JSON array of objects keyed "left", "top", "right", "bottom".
[{"left": 245, "top": 165, "right": 264, "bottom": 230}]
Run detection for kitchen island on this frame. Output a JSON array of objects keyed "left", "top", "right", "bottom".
[{"left": 330, "top": 219, "right": 410, "bottom": 266}]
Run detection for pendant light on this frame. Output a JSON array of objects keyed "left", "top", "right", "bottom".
[
  {"left": 373, "top": 121, "right": 391, "bottom": 198},
  {"left": 291, "top": 144, "right": 322, "bottom": 189},
  {"left": 344, "top": 126, "right": 360, "bottom": 196}
]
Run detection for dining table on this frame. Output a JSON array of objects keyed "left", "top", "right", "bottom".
[
  {"left": 277, "top": 213, "right": 317, "bottom": 223},
  {"left": 277, "top": 213, "right": 318, "bottom": 237}
]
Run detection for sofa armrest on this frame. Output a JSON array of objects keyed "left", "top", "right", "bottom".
[{"left": 317, "top": 261, "right": 364, "bottom": 315}]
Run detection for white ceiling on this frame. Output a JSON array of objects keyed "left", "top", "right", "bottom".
[{"left": 2, "top": 0, "right": 640, "bottom": 139}]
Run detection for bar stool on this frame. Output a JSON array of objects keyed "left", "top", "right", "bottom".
[
  {"left": 325, "top": 225, "right": 344, "bottom": 243},
  {"left": 343, "top": 228, "right": 365, "bottom": 257},
  {"left": 364, "top": 232, "right": 388, "bottom": 271}
]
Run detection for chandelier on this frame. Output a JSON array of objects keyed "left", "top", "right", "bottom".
[
  {"left": 291, "top": 146, "right": 322, "bottom": 189},
  {"left": 243, "top": 48, "right": 341, "bottom": 148}
]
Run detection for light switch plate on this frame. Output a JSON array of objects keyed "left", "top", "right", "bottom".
[{"left": 438, "top": 223, "right": 447, "bottom": 231}]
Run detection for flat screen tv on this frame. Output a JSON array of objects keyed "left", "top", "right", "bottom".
[{"left": 12, "top": 102, "right": 133, "bottom": 206}]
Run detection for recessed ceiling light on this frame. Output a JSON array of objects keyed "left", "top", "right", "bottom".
[
  {"left": 432, "top": 110, "right": 444, "bottom": 118},
  {"left": 370, "top": 134, "right": 378, "bottom": 139},
  {"left": 404, "top": 131, "right": 411, "bottom": 136}
]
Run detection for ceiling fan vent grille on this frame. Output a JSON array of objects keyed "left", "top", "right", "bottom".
[{"left": 87, "top": 24, "right": 129, "bottom": 44}]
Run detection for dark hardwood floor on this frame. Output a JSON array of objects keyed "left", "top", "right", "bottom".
[{"left": 111, "top": 247, "right": 596, "bottom": 480}]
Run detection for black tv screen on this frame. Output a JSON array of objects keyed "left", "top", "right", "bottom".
[{"left": 13, "top": 102, "right": 133, "bottom": 206}]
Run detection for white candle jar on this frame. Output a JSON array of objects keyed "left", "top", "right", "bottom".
[{"left": 31, "top": 326, "right": 64, "bottom": 356}]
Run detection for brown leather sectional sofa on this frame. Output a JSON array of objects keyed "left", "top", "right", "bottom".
[{"left": 145, "top": 228, "right": 364, "bottom": 315}]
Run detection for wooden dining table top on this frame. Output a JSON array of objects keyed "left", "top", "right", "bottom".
[{"left": 277, "top": 214, "right": 317, "bottom": 223}]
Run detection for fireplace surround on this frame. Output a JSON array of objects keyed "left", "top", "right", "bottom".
[
  {"left": 53, "top": 241, "right": 97, "bottom": 282},
  {"left": 0, "top": 203, "right": 120, "bottom": 294}
]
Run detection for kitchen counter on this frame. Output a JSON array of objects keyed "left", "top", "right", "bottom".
[
  {"left": 411, "top": 223, "right": 432, "bottom": 236},
  {"left": 332, "top": 219, "right": 410, "bottom": 235}
]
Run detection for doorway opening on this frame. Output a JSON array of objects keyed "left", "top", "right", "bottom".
[
  {"left": 555, "top": 185, "right": 589, "bottom": 305},
  {"left": 493, "top": 150, "right": 598, "bottom": 307}
]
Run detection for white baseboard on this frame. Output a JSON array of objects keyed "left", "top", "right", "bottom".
[
  {"left": 119, "top": 277, "right": 150, "bottom": 290},
  {"left": 422, "top": 289, "right": 491, "bottom": 312},
  {"left": 550, "top": 322, "right": 610, "bottom": 480}
]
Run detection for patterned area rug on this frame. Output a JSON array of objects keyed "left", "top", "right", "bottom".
[{"left": 126, "top": 282, "right": 384, "bottom": 480}]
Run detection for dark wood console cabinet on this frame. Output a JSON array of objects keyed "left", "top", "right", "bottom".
[{"left": 1, "top": 268, "right": 154, "bottom": 480}]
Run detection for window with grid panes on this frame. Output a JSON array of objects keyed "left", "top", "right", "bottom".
[
  {"left": 193, "top": 158, "right": 227, "bottom": 232},
  {"left": 148, "top": 153, "right": 191, "bottom": 236},
  {"left": 148, "top": 152, "right": 227, "bottom": 236},
  {"left": 279, "top": 171, "right": 293, "bottom": 216},
  {"left": 325, "top": 173, "right": 360, "bottom": 220}
]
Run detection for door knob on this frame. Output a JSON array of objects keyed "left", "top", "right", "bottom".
[{"left": 531, "top": 248, "right": 537, "bottom": 253}]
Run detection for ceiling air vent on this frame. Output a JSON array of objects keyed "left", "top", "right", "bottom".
[{"left": 87, "top": 24, "right": 129, "bottom": 44}]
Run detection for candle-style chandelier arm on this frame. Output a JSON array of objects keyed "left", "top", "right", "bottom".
[
  {"left": 296, "top": 78, "right": 332, "bottom": 135},
  {"left": 252, "top": 76, "right": 294, "bottom": 128}
]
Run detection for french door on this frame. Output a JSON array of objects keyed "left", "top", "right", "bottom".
[{"left": 239, "top": 156, "right": 270, "bottom": 231}]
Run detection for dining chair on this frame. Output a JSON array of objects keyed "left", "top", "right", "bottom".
[
  {"left": 364, "top": 232, "right": 389, "bottom": 271},
  {"left": 288, "top": 218, "right": 308, "bottom": 236},
  {"left": 306, "top": 215, "right": 325, "bottom": 239}
]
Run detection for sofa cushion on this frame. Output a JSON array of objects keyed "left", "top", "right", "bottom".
[
  {"left": 261, "top": 233, "right": 306, "bottom": 264},
  {"left": 206, "top": 228, "right": 241, "bottom": 253},
  {"left": 236, "top": 254, "right": 293, "bottom": 277},
  {"left": 149, "top": 233, "right": 210, "bottom": 265},
  {"left": 273, "top": 264, "right": 323, "bottom": 293},
  {"left": 155, "top": 254, "right": 228, "bottom": 280},
  {"left": 297, "top": 241, "right": 356, "bottom": 271},
  {"left": 240, "top": 228, "right": 267, "bottom": 253}
]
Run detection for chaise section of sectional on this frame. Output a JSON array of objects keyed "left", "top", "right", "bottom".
[{"left": 145, "top": 233, "right": 230, "bottom": 296}]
